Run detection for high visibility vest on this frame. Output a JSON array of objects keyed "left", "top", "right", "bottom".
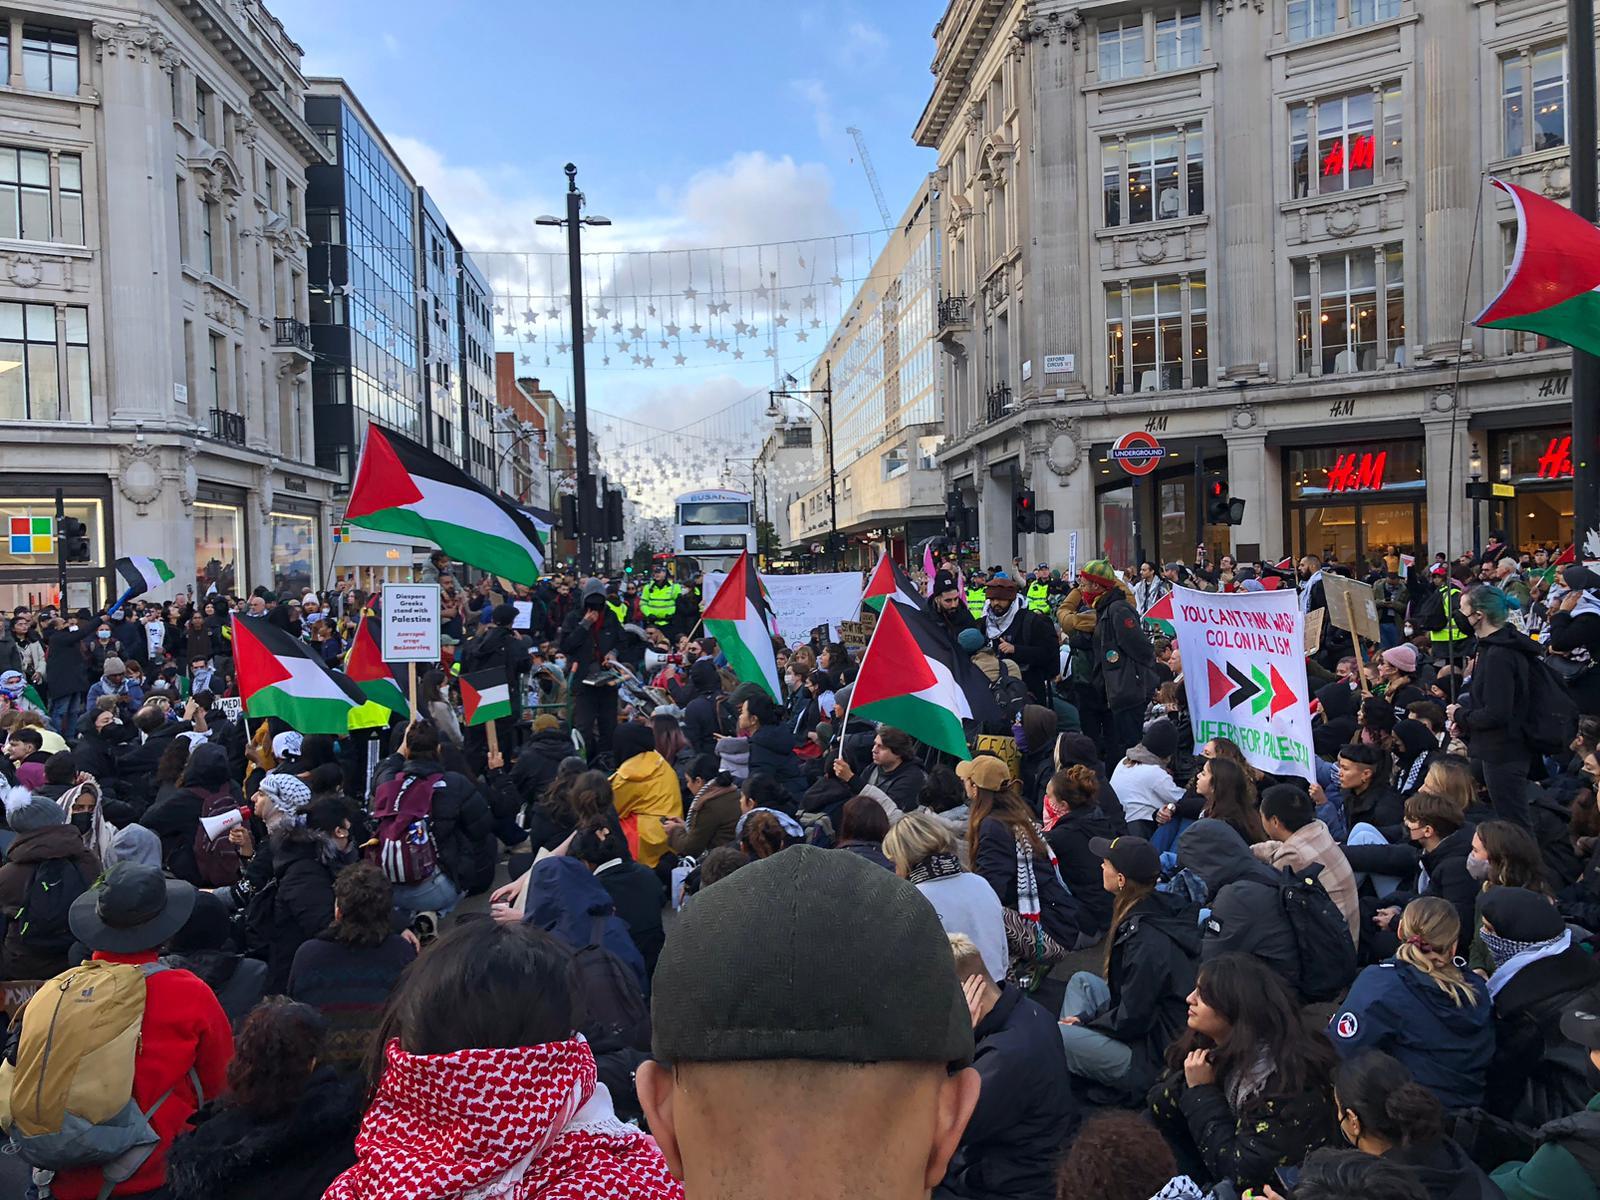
[
  {"left": 1026, "top": 580, "right": 1051, "bottom": 614},
  {"left": 967, "top": 587, "right": 987, "bottom": 618},
  {"left": 606, "top": 600, "right": 627, "bottom": 625},
  {"left": 1429, "top": 586, "right": 1467, "bottom": 643},
  {"left": 639, "top": 582, "right": 679, "bottom": 621}
]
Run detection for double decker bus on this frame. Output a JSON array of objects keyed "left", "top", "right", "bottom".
[{"left": 672, "top": 489, "right": 755, "bottom": 575}]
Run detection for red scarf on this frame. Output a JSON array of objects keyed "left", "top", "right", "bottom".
[{"left": 325, "top": 1038, "right": 683, "bottom": 1200}]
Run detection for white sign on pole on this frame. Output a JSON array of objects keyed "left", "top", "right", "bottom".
[
  {"left": 381, "top": 583, "right": 441, "bottom": 662},
  {"left": 703, "top": 570, "right": 864, "bottom": 645},
  {"left": 1068, "top": 531, "right": 1079, "bottom": 583},
  {"left": 511, "top": 600, "right": 534, "bottom": 630}
]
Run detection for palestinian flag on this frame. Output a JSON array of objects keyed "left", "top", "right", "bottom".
[
  {"left": 702, "top": 550, "right": 781, "bottom": 701},
  {"left": 850, "top": 599, "right": 994, "bottom": 760},
  {"left": 862, "top": 550, "right": 927, "bottom": 615},
  {"left": 1143, "top": 590, "right": 1176, "bottom": 637},
  {"left": 114, "top": 556, "right": 175, "bottom": 599},
  {"left": 1477, "top": 179, "right": 1600, "bottom": 356},
  {"left": 343, "top": 612, "right": 411, "bottom": 718},
  {"left": 345, "top": 423, "right": 546, "bottom": 585},
  {"left": 460, "top": 668, "right": 512, "bottom": 726},
  {"left": 231, "top": 616, "right": 365, "bottom": 734}
]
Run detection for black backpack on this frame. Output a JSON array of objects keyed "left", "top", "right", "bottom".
[
  {"left": 16, "top": 858, "right": 87, "bottom": 956},
  {"left": 1277, "top": 862, "right": 1357, "bottom": 1003},
  {"left": 990, "top": 659, "right": 1029, "bottom": 720},
  {"left": 1410, "top": 588, "right": 1447, "bottom": 633},
  {"left": 570, "top": 915, "right": 650, "bottom": 1055},
  {"left": 1524, "top": 656, "right": 1581, "bottom": 756}
]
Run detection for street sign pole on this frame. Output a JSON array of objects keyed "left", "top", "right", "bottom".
[
  {"left": 1570, "top": 0, "right": 1599, "bottom": 559},
  {"left": 53, "top": 487, "right": 64, "bottom": 610}
]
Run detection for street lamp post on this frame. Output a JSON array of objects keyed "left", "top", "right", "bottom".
[
  {"left": 1469, "top": 440, "right": 1484, "bottom": 557},
  {"left": 536, "top": 165, "right": 610, "bottom": 576},
  {"left": 768, "top": 360, "right": 836, "bottom": 570}
]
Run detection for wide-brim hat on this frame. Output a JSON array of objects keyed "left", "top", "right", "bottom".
[{"left": 69, "top": 862, "right": 196, "bottom": 954}]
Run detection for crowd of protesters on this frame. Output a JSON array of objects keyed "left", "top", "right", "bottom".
[{"left": 0, "top": 535, "right": 1594, "bottom": 1200}]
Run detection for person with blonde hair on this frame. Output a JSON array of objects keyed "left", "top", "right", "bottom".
[
  {"left": 1328, "top": 897, "right": 1493, "bottom": 1109},
  {"left": 885, "top": 811, "right": 1007, "bottom": 981}
]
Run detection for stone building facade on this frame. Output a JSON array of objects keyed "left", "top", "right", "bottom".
[
  {"left": 924, "top": 0, "right": 1584, "bottom": 571},
  {"left": 0, "top": 0, "right": 335, "bottom": 609}
]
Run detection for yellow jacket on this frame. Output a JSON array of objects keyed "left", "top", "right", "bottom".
[{"left": 611, "top": 749, "right": 683, "bottom": 868}]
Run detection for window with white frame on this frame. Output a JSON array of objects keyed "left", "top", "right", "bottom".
[
  {"left": 1098, "top": 15, "right": 1144, "bottom": 81},
  {"left": 1350, "top": 0, "right": 1400, "bottom": 26},
  {"left": 21, "top": 27, "right": 77, "bottom": 95},
  {"left": 0, "top": 303, "right": 89, "bottom": 421},
  {"left": 0, "top": 148, "right": 82, "bottom": 244},
  {"left": 1501, "top": 43, "right": 1566, "bottom": 158},
  {"left": 1292, "top": 243, "right": 1404, "bottom": 376},
  {"left": 1105, "top": 273, "right": 1208, "bottom": 394},
  {"left": 1290, "top": 84, "right": 1402, "bottom": 198},
  {"left": 1155, "top": 5, "right": 1201, "bottom": 71},
  {"left": 1287, "top": 0, "right": 1336, "bottom": 41},
  {"left": 1102, "top": 127, "right": 1205, "bottom": 227}
]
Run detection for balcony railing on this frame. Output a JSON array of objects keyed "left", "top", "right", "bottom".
[
  {"left": 937, "top": 295, "right": 969, "bottom": 329},
  {"left": 210, "top": 407, "right": 246, "bottom": 447},
  {"left": 273, "top": 317, "right": 311, "bottom": 351},
  {"left": 985, "top": 385, "right": 1012, "bottom": 424}
]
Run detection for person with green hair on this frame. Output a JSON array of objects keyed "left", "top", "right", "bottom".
[{"left": 1452, "top": 583, "right": 1541, "bottom": 827}]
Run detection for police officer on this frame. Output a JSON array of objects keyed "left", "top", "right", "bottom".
[
  {"left": 1026, "top": 564, "right": 1053, "bottom": 615},
  {"left": 638, "top": 563, "right": 681, "bottom": 638},
  {"left": 966, "top": 570, "right": 989, "bottom": 620}
]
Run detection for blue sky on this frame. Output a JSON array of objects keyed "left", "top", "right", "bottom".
[{"left": 267, "top": 0, "right": 946, "bottom": 507}]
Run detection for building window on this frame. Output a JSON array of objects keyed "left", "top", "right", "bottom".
[
  {"left": 0, "top": 303, "right": 90, "bottom": 422},
  {"left": 201, "top": 199, "right": 216, "bottom": 275},
  {"left": 1098, "top": 15, "right": 1143, "bottom": 81},
  {"left": 1349, "top": 0, "right": 1400, "bottom": 26},
  {"left": 1501, "top": 44, "right": 1567, "bottom": 158},
  {"left": 263, "top": 160, "right": 277, "bottom": 208},
  {"left": 1105, "top": 273, "right": 1208, "bottom": 394},
  {"left": 21, "top": 27, "right": 76, "bottom": 96},
  {"left": 195, "top": 81, "right": 211, "bottom": 139},
  {"left": 194, "top": 501, "right": 242, "bottom": 596},
  {"left": 1155, "top": 5, "right": 1201, "bottom": 71},
  {"left": 59, "top": 153, "right": 82, "bottom": 244},
  {"left": 0, "top": 148, "right": 85, "bottom": 245},
  {"left": 269, "top": 511, "right": 317, "bottom": 597},
  {"left": 208, "top": 333, "right": 222, "bottom": 407},
  {"left": 1101, "top": 128, "right": 1204, "bottom": 227},
  {"left": 1293, "top": 243, "right": 1404, "bottom": 375},
  {"left": 1287, "top": 0, "right": 1336, "bottom": 42},
  {"left": 1290, "top": 85, "right": 1401, "bottom": 197}
]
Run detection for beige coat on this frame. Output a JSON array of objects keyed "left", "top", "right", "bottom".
[{"left": 1252, "top": 818, "right": 1360, "bottom": 943}]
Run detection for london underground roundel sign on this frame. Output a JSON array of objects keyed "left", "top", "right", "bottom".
[{"left": 1108, "top": 431, "right": 1167, "bottom": 477}]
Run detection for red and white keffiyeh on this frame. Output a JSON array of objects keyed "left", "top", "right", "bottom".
[{"left": 323, "top": 1037, "right": 683, "bottom": 1200}]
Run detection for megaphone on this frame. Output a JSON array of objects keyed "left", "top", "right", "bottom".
[
  {"left": 643, "top": 647, "right": 670, "bottom": 672},
  {"left": 200, "top": 807, "right": 250, "bottom": 840}
]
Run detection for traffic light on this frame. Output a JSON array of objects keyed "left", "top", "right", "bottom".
[
  {"left": 1204, "top": 476, "right": 1246, "bottom": 526},
  {"left": 944, "top": 489, "right": 962, "bottom": 534},
  {"left": 1014, "top": 489, "right": 1036, "bottom": 533},
  {"left": 559, "top": 493, "right": 579, "bottom": 536},
  {"left": 58, "top": 517, "right": 89, "bottom": 563},
  {"left": 603, "top": 488, "right": 624, "bottom": 542}
]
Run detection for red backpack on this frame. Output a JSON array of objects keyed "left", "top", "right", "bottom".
[
  {"left": 368, "top": 772, "right": 443, "bottom": 885},
  {"left": 191, "top": 784, "right": 245, "bottom": 887}
]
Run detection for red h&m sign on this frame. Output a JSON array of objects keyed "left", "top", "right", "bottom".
[
  {"left": 1327, "top": 451, "right": 1387, "bottom": 493},
  {"left": 1538, "top": 435, "right": 1574, "bottom": 480},
  {"left": 1321, "top": 133, "right": 1375, "bottom": 178}
]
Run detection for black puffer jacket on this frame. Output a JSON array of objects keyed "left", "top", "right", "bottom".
[
  {"left": 941, "top": 984, "right": 1079, "bottom": 1200},
  {"left": 165, "top": 1067, "right": 361, "bottom": 1200},
  {"left": 973, "top": 817, "right": 1080, "bottom": 951},
  {"left": 511, "top": 727, "right": 576, "bottom": 807},
  {"left": 1178, "top": 819, "right": 1301, "bottom": 993},
  {"left": 372, "top": 755, "right": 497, "bottom": 895},
  {"left": 1086, "top": 889, "right": 1200, "bottom": 1099},
  {"left": 252, "top": 825, "right": 341, "bottom": 993},
  {"left": 1489, "top": 943, "right": 1600, "bottom": 1127},
  {"left": 1462, "top": 624, "right": 1541, "bottom": 763},
  {"left": 1045, "top": 804, "right": 1117, "bottom": 938}
]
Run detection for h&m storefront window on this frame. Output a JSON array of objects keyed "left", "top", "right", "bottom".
[
  {"left": 1489, "top": 427, "right": 1571, "bottom": 550},
  {"left": 269, "top": 509, "right": 319, "bottom": 599},
  {"left": 195, "top": 493, "right": 244, "bottom": 597},
  {"left": 0, "top": 490, "right": 108, "bottom": 610},
  {"left": 1286, "top": 438, "right": 1426, "bottom": 568}
]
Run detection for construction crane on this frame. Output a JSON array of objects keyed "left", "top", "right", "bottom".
[{"left": 846, "top": 125, "right": 893, "bottom": 227}]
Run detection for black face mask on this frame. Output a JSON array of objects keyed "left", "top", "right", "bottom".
[{"left": 70, "top": 812, "right": 93, "bottom": 835}]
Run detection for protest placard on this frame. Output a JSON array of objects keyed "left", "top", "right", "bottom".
[
  {"left": 1322, "top": 574, "right": 1381, "bottom": 645},
  {"left": 381, "top": 583, "right": 441, "bottom": 662},
  {"left": 703, "top": 570, "right": 864, "bottom": 645},
  {"left": 1170, "top": 585, "right": 1315, "bottom": 782}
]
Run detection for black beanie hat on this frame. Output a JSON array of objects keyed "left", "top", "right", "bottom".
[{"left": 612, "top": 720, "right": 656, "bottom": 764}]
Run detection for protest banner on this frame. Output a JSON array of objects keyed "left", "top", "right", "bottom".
[
  {"left": 704, "top": 570, "right": 864, "bottom": 645},
  {"left": 1169, "top": 585, "right": 1316, "bottom": 782},
  {"left": 381, "top": 583, "right": 441, "bottom": 662}
]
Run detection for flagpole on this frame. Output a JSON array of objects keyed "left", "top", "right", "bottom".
[{"left": 1569, "top": 0, "right": 1600, "bottom": 561}]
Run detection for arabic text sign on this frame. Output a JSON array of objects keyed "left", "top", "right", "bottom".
[
  {"left": 704, "top": 570, "right": 865, "bottom": 645},
  {"left": 1171, "top": 585, "right": 1315, "bottom": 783}
]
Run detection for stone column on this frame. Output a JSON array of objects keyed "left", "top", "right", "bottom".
[
  {"left": 1025, "top": 9, "right": 1088, "bottom": 396},
  {"left": 1422, "top": 405, "right": 1470, "bottom": 556},
  {"left": 1213, "top": 1, "right": 1274, "bottom": 378},
  {"left": 980, "top": 459, "right": 1016, "bottom": 565},
  {"left": 92, "top": 22, "right": 182, "bottom": 425},
  {"left": 1225, "top": 426, "right": 1280, "bottom": 558},
  {"left": 1417, "top": 0, "right": 1476, "bottom": 359}
]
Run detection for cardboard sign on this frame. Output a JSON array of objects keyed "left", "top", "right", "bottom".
[
  {"left": 1321, "top": 574, "right": 1381, "bottom": 645},
  {"left": 839, "top": 611, "right": 879, "bottom": 647},
  {"left": 212, "top": 696, "right": 244, "bottom": 720},
  {"left": 381, "top": 583, "right": 441, "bottom": 662},
  {"left": 1170, "top": 585, "right": 1315, "bottom": 783},
  {"left": 1, "top": 979, "right": 41, "bottom": 1019},
  {"left": 1304, "top": 608, "right": 1326, "bottom": 656}
]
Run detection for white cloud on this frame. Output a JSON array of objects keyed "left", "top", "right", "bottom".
[
  {"left": 380, "top": 32, "right": 400, "bottom": 55},
  {"left": 836, "top": 20, "right": 888, "bottom": 68},
  {"left": 790, "top": 78, "right": 834, "bottom": 140}
]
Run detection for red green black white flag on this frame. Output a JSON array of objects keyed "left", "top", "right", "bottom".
[
  {"left": 343, "top": 612, "right": 411, "bottom": 718},
  {"left": 459, "top": 669, "right": 513, "bottom": 726},
  {"left": 702, "top": 550, "right": 781, "bottom": 701},
  {"left": 862, "top": 550, "right": 927, "bottom": 615},
  {"left": 231, "top": 616, "right": 365, "bottom": 734},
  {"left": 345, "top": 422, "right": 546, "bottom": 585},
  {"left": 1476, "top": 178, "right": 1600, "bottom": 356}
]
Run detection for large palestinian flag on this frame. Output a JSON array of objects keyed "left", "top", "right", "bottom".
[
  {"left": 702, "top": 550, "right": 781, "bottom": 701},
  {"left": 1476, "top": 178, "right": 1600, "bottom": 356},
  {"left": 343, "top": 612, "right": 411, "bottom": 718},
  {"left": 849, "top": 598, "right": 1001, "bottom": 760},
  {"left": 114, "top": 556, "right": 175, "bottom": 600},
  {"left": 345, "top": 423, "right": 546, "bottom": 585},
  {"left": 231, "top": 616, "right": 365, "bottom": 734},
  {"left": 460, "top": 669, "right": 512, "bottom": 726},
  {"left": 862, "top": 550, "right": 928, "bottom": 615}
]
